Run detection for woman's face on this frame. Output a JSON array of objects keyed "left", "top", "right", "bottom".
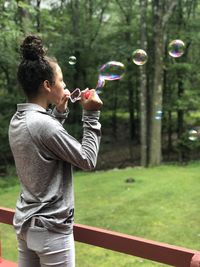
[{"left": 49, "top": 63, "right": 66, "bottom": 105}]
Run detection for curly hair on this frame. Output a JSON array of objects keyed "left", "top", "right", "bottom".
[{"left": 17, "top": 35, "right": 57, "bottom": 98}]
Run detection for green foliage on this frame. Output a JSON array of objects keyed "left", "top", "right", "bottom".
[
  {"left": 0, "top": 91, "right": 24, "bottom": 165},
  {"left": 1, "top": 0, "right": 200, "bottom": 165}
]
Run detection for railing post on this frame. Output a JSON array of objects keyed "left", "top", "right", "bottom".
[
  {"left": 190, "top": 253, "right": 200, "bottom": 267},
  {"left": 0, "top": 235, "right": 1, "bottom": 263}
]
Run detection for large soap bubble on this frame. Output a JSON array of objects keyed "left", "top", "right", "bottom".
[{"left": 99, "top": 61, "right": 125, "bottom": 81}]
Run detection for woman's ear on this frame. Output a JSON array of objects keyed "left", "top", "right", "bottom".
[{"left": 43, "top": 80, "right": 52, "bottom": 93}]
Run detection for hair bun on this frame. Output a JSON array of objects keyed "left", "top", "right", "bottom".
[{"left": 20, "top": 35, "right": 47, "bottom": 61}]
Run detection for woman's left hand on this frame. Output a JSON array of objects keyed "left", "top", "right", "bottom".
[{"left": 56, "top": 89, "right": 71, "bottom": 113}]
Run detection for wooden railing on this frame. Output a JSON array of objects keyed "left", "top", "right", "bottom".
[{"left": 1, "top": 206, "right": 200, "bottom": 267}]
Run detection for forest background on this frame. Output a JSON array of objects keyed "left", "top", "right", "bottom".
[{"left": 1, "top": 0, "right": 200, "bottom": 171}]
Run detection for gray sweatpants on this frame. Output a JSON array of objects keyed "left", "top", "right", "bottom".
[{"left": 17, "top": 225, "right": 75, "bottom": 267}]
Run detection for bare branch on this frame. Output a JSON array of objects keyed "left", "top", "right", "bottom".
[
  {"left": 89, "top": 3, "right": 109, "bottom": 47},
  {"left": 162, "top": 0, "right": 178, "bottom": 29},
  {"left": 115, "top": 0, "right": 128, "bottom": 19}
]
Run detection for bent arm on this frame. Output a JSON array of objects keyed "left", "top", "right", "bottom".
[{"left": 42, "top": 110, "right": 101, "bottom": 170}]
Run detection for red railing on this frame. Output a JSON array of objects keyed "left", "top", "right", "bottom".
[{"left": 1, "top": 206, "right": 200, "bottom": 267}]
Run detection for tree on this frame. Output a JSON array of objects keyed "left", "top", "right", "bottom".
[
  {"left": 162, "top": 0, "right": 200, "bottom": 162},
  {"left": 148, "top": 0, "right": 178, "bottom": 166},
  {"left": 115, "top": 0, "right": 139, "bottom": 144},
  {"left": 139, "top": 0, "right": 148, "bottom": 166},
  {"left": 1, "top": 0, "right": 200, "bottom": 167}
]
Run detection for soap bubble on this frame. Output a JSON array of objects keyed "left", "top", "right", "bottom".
[
  {"left": 96, "top": 76, "right": 106, "bottom": 94},
  {"left": 155, "top": 110, "right": 163, "bottom": 120},
  {"left": 68, "top": 56, "right": 77, "bottom": 65},
  {"left": 97, "top": 76, "right": 106, "bottom": 88},
  {"left": 99, "top": 61, "right": 125, "bottom": 81},
  {"left": 188, "top": 129, "right": 198, "bottom": 141},
  {"left": 132, "top": 49, "right": 148, "bottom": 65},
  {"left": 168, "top": 40, "right": 185, "bottom": 58}
]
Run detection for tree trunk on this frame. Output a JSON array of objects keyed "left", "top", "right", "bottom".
[
  {"left": 115, "top": 0, "right": 137, "bottom": 158},
  {"left": 149, "top": 1, "right": 164, "bottom": 166},
  {"left": 111, "top": 86, "right": 118, "bottom": 140},
  {"left": 149, "top": 0, "right": 177, "bottom": 166},
  {"left": 15, "top": 0, "right": 32, "bottom": 34},
  {"left": 139, "top": 0, "right": 148, "bottom": 167},
  {"left": 36, "top": 0, "right": 41, "bottom": 32},
  {"left": 177, "top": 77, "right": 185, "bottom": 163},
  {"left": 167, "top": 110, "right": 173, "bottom": 160}
]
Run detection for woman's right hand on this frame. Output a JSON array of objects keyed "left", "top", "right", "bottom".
[{"left": 81, "top": 89, "right": 103, "bottom": 111}]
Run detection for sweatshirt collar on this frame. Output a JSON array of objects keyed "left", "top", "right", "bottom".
[{"left": 17, "top": 103, "right": 47, "bottom": 112}]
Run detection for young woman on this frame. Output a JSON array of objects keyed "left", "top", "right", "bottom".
[{"left": 8, "top": 34, "right": 103, "bottom": 267}]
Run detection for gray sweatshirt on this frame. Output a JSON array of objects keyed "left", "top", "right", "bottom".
[{"left": 8, "top": 103, "right": 101, "bottom": 235}]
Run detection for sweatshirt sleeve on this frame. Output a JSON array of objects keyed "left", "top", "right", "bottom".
[{"left": 41, "top": 110, "right": 101, "bottom": 170}]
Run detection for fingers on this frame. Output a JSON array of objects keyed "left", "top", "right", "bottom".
[
  {"left": 81, "top": 89, "right": 103, "bottom": 111},
  {"left": 56, "top": 89, "right": 70, "bottom": 113},
  {"left": 64, "top": 89, "right": 71, "bottom": 99},
  {"left": 81, "top": 88, "right": 90, "bottom": 99},
  {"left": 81, "top": 89, "right": 97, "bottom": 100}
]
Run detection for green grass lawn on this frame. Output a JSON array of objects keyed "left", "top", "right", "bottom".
[{"left": 1, "top": 162, "right": 200, "bottom": 266}]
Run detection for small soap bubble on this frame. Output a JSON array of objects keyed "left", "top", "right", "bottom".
[
  {"left": 99, "top": 61, "right": 125, "bottom": 81},
  {"left": 168, "top": 40, "right": 185, "bottom": 58},
  {"left": 68, "top": 56, "right": 77, "bottom": 65},
  {"left": 155, "top": 110, "right": 163, "bottom": 120},
  {"left": 132, "top": 49, "right": 148, "bottom": 65},
  {"left": 188, "top": 129, "right": 198, "bottom": 141},
  {"left": 96, "top": 76, "right": 106, "bottom": 94},
  {"left": 97, "top": 76, "right": 105, "bottom": 89}
]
